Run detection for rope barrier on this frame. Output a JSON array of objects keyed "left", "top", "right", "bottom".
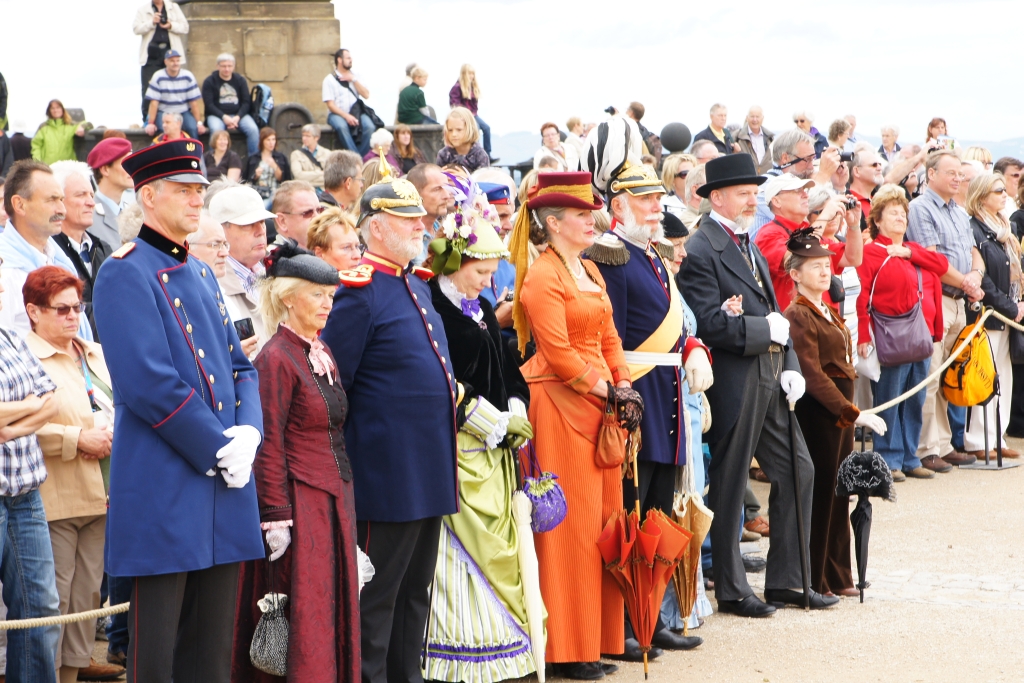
[
  {"left": 0, "top": 602, "right": 128, "bottom": 631},
  {"left": 861, "top": 308, "right": 1024, "bottom": 415}
]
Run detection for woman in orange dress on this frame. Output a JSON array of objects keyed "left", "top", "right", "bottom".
[{"left": 509, "top": 172, "right": 642, "bottom": 680}]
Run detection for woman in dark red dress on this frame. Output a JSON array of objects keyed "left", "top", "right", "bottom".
[{"left": 232, "top": 243, "right": 359, "bottom": 683}]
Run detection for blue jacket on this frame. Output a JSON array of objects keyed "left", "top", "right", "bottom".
[
  {"left": 321, "top": 253, "right": 459, "bottom": 522},
  {"left": 93, "top": 226, "right": 264, "bottom": 576},
  {"left": 592, "top": 229, "right": 687, "bottom": 466}
]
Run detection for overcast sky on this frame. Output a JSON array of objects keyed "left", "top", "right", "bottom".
[{"left": 1, "top": 0, "right": 1020, "bottom": 147}]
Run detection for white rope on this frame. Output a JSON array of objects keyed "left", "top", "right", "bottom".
[
  {"left": 0, "top": 602, "right": 128, "bottom": 631},
  {"left": 862, "top": 309, "right": 1024, "bottom": 415}
]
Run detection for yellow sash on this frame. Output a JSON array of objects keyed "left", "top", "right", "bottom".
[{"left": 626, "top": 256, "right": 684, "bottom": 381}]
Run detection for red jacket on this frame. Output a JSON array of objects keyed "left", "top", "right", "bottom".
[
  {"left": 856, "top": 235, "right": 948, "bottom": 343},
  {"left": 754, "top": 216, "right": 845, "bottom": 311}
]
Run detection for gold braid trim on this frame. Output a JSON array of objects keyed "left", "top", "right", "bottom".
[
  {"left": 534, "top": 184, "right": 596, "bottom": 203},
  {"left": 609, "top": 178, "right": 662, "bottom": 193},
  {"left": 508, "top": 206, "right": 533, "bottom": 356},
  {"left": 370, "top": 197, "right": 421, "bottom": 210}
]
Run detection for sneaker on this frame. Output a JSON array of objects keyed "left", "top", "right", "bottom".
[
  {"left": 95, "top": 616, "right": 110, "bottom": 641},
  {"left": 904, "top": 466, "right": 935, "bottom": 479},
  {"left": 920, "top": 454, "right": 953, "bottom": 473},
  {"left": 890, "top": 469, "right": 906, "bottom": 482}
]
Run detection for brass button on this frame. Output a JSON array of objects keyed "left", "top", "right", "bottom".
[
  {"left": 209, "top": 374, "right": 215, "bottom": 384},
  {"left": 186, "top": 324, "right": 193, "bottom": 333},
  {"left": 202, "top": 268, "right": 207, "bottom": 277},
  {"left": 174, "top": 298, "right": 181, "bottom": 307},
  {"left": 233, "top": 371, "right": 238, "bottom": 379},
  {"left": 162, "top": 274, "right": 169, "bottom": 283},
  {"left": 198, "top": 349, "right": 205, "bottom": 358},
  {"left": 218, "top": 402, "right": 223, "bottom": 411},
  {"left": 673, "top": 397, "right": 678, "bottom": 402},
  {"left": 412, "top": 293, "right": 418, "bottom": 300},
  {"left": 447, "top": 372, "right": 452, "bottom": 380},
  {"left": 223, "top": 318, "right": 229, "bottom": 325},
  {"left": 441, "top": 357, "right": 446, "bottom": 365},
  {"left": 216, "top": 292, "right": 221, "bottom": 300},
  {"left": 428, "top": 324, "right": 433, "bottom": 331},
  {"left": 670, "top": 430, "right": 675, "bottom": 435},
  {"left": 236, "top": 400, "right": 241, "bottom": 407},
  {"left": 228, "top": 344, "right": 234, "bottom": 352},
  {"left": 433, "top": 341, "right": 439, "bottom": 348},
  {"left": 420, "top": 308, "right": 427, "bottom": 315}
]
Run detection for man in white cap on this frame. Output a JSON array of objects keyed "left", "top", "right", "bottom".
[
  {"left": 755, "top": 174, "right": 864, "bottom": 312},
  {"left": 210, "top": 185, "right": 276, "bottom": 355}
]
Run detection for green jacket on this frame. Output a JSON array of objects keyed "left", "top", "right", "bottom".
[
  {"left": 397, "top": 84, "right": 427, "bottom": 125},
  {"left": 31, "top": 119, "right": 80, "bottom": 164}
]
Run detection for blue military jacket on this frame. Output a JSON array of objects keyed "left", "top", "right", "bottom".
[
  {"left": 93, "top": 226, "right": 264, "bottom": 576},
  {"left": 321, "top": 253, "right": 459, "bottom": 523},
  {"left": 593, "top": 228, "right": 687, "bottom": 466}
]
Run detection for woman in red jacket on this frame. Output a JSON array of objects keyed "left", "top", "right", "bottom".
[
  {"left": 449, "top": 64, "right": 493, "bottom": 160},
  {"left": 855, "top": 185, "right": 968, "bottom": 480}
]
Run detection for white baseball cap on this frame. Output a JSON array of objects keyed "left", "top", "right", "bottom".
[
  {"left": 209, "top": 186, "right": 277, "bottom": 226},
  {"left": 761, "top": 173, "right": 815, "bottom": 206}
]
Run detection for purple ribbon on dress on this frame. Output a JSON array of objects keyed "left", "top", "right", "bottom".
[{"left": 461, "top": 297, "right": 481, "bottom": 318}]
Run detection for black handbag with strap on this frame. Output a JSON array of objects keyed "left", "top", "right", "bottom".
[{"left": 332, "top": 75, "right": 385, "bottom": 145}]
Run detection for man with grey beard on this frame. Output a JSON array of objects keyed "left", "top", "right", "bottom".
[
  {"left": 682, "top": 154, "right": 836, "bottom": 618},
  {"left": 321, "top": 175, "right": 460, "bottom": 683},
  {"left": 584, "top": 126, "right": 712, "bottom": 657},
  {"left": 0, "top": 159, "right": 93, "bottom": 339}
]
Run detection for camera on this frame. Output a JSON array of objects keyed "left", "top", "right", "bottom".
[
  {"left": 843, "top": 196, "right": 858, "bottom": 211},
  {"left": 839, "top": 151, "right": 854, "bottom": 163}
]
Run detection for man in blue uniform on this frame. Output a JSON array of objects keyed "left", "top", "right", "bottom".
[
  {"left": 93, "top": 139, "right": 265, "bottom": 683},
  {"left": 584, "top": 118, "right": 714, "bottom": 655},
  {"left": 321, "top": 176, "right": 459, "bottom": 683}
]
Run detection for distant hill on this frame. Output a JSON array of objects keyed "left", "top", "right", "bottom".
[{"left": 491, "top": 131, "right": 540, "bottom": 168}]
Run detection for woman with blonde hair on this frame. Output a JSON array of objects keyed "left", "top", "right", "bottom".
[
  {"left": 437, "top": 106, "right": 489, "bottom": 173},
  {"left": 964, "top": 172, "right": 1024, "bottom": 458},
  {"left": 307, "top": 206, "right": 362, "bottom": 271},
  {"left": 660, "top": 153, "right": 698, "bottom": 219},
  {"left": 31, "top": 99, "right": 86, "bottom": 164},
  {"left": 449, "top": 64, "right": 492, "bottom": 159},
  {"left": 232, "top": 243, "right": 360, "bottom": 683},
  {"left": 963, "top": 146, "right": 994, "bottom": 171}
]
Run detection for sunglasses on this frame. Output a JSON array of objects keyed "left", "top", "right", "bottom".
[
  {"left": 794, "top": 119, "right": 807, "bottom": 124},
  {"left": 283, "top": 206, "right": 326, "bottom": 220},
  {"left": 40, "top": 302, "right": 86, "bottom": 316},
  {"left": 675, "top": 170, "right": 690, "bottom": 179},
  {"left": 992, "top": 187, "right": 1006, "bottom": 194}
]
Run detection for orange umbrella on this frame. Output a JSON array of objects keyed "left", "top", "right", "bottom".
[{"left": 598, "top": 456, "right": 692, "bottom": 679}]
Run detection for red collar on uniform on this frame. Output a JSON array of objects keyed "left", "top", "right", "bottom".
[{"left": 360, "top": 252, "right": 407, "bottom": 277}]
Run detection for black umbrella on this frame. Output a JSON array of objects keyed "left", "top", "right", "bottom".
[{"left": 835, "top": 450, "right": 896, "bottom": 603}]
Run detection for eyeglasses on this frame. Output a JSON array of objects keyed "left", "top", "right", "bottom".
[
  {"left": 862, "top": 162, "right": 883, "bottom": 169},
  {"left": 794, "top": 119, "right": 807, "bottom": 124},
  {"left": 283, "top": 206, "right": 326, "bottom": 220},
  {"left": 779, "top": 154, "right": 815, "bottom": 169},
  {"left": 992, "top": 187, "right": 1006, "bottom": 194},
  {"left": 675, "top": 170, "right": 690, "bottom": 179},
  {"left": 193, "top": 240, "right": 230, "bottom": 251},
  {"left": 40, "top": 302, "right": 86, "bottom": 316},
  {"left": 338, "top": 243, "right": 362, "bottom": 254}
]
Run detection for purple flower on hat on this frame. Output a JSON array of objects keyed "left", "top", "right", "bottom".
[
  {"left": 467, "top": 233, "right": 478, "bottom": 246},
  {"left": 454, "top": 212, "right": 463, "bottom": 228}
]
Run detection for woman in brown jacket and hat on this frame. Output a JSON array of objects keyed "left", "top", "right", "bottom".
[{"left": 783, "top": 229, "right": 888, "bottom": 597}]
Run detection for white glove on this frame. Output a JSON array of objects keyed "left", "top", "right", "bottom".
[
  {"left": 854, "top": 412, "right": 887, "bottom": 436},
  {"left": 216, "top": 424, "right": 261, "bottom": 474},
  {"left": 766, "top": 312, "right": 791, "bottom": 345},
  {"left": 780, "top": 370, "right": 805, "bottom": 404},
  {"left": 221, "top": 468, "right": 251, "bottom": 489},
  {"left": 683, "top": 348, "right": 714, "bottom": 394},
  {"left": 266, "top": 527, "right": 291, "bottom": 561}
]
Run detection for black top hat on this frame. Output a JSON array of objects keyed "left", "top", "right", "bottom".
[
  {"left": 662, "top": 211, "right": 689, "bottom": 238},
  {"left": 696, "top": 154, "right": 766, "bottom": 198},
  {"left": 786, "top": 227, "right": 833, "bottom": 258},
  {"left": 122, "top": 139, "right": 209, "bottom": 191}
]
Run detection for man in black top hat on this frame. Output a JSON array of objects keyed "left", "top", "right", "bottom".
[{"left": 681, "top": 154, "right": 839, "bottom": 616}]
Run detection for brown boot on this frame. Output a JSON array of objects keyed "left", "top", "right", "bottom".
[
  {"left": 942, "top": 450, "right": 977, "bottom": 466},
  {"left": 921, "top": 454, "right": 953, "bottom": 473},
  {"left": 77, "top": 658, "right": 125, "bottom": 681}
]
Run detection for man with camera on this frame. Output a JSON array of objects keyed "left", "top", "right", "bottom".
[
  {"left": 848, "top": 149, "right": 885, "bottom": 224},
  {"left": 754, "top": 174, "right": 863, "bottom": 312}
]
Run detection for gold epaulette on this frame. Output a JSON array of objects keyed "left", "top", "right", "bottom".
[
  {"left": 412, "top": 266, "right": 434, "bottom": 281},
  {"left": 111, "top": 242, "right": 136, "bottom": 259},
  {"left": 339, "top": 264, "right": 373, "bottom": 288}
]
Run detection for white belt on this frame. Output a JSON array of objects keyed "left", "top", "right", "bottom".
[{"left": 623, "top": 351, "right": 682, "bottom": 367}]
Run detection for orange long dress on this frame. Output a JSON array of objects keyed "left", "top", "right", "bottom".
[{"left": 519, "top": 249, "right": 630, "bottom": 663}]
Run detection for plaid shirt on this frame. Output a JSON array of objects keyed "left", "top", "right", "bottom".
[
  {"left": 0, "top": 328, "right": 57, "bottom": 496},
  {"left": 906, "top": 188, "right": 974, "bottom": 298}
]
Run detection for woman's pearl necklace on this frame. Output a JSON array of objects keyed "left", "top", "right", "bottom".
[{"left": 571, "top": 259, "right": 585, "bottom": 279}]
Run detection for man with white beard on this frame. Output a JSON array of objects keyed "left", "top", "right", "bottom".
[
  {"left": 321, "top": 175, "right": 461, "bottom": 683},
  {"left": 583, "top": 117, "right": 712, "bottom": 658},
  {"left": 682, "top": 154, "right": 837, "bottom": 618}
]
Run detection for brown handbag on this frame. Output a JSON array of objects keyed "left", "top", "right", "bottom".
[{"left": 595, "top": 382, "right": 627, "bottom": 469}]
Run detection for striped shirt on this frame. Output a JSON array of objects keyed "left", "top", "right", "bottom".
[
  {"left": 145, "top": 68, "right": 201, "bottom": 114},
  {"left": 0, "top": 328, "right": 57, "bottom": 496},
  {"left": 227, "top": 256, "right": 264, "bottom": 299}
]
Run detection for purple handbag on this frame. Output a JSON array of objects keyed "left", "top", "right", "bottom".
[
  {"left": 868, "top": 256, "right": 934, "bottom": 366},
  {"left": 520, "top": 441, "right": 568, "bottom": 533}
]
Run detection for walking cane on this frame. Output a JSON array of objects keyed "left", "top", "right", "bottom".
[{"left": 788, "top": 401, "right": 811, "bottom": 611}]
